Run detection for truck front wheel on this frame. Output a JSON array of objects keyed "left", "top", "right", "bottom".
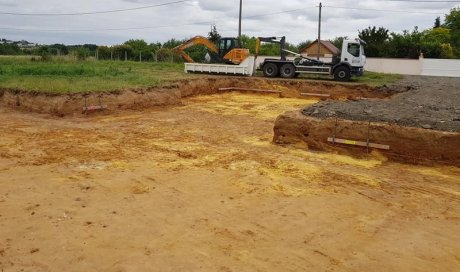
[
  {"left": 280, "top": 63, "right": 296, "bottom": 78},
  {"left": 334, "top": 66, "right": 351, "bottom": 82},
  {"left": 263, "top": 63, "right": 279, "bottom": 78}
]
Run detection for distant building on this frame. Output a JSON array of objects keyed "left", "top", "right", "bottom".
[
  {"left": 0, "top": 38, "right": 14, "bottom": 44},
  {"left": 0, "top": 38, "right": 38, "bottom": 49},
  {"left": 300, "top": 40, "right": 340, "bottom": 58},
  {"left": 17, "top": 40, "right": 37, "bottom": 49}
]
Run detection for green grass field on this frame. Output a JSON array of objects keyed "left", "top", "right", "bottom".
[
  {"left": 0, "top": 56, "right": 401, "bottom": 93},
  {"left": 0, "top": 57, "right": 193, "bottom": 93}
]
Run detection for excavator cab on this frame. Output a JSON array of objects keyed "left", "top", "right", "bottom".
[
  {"left": 217, "top": 38, "right": 239, "bottom": 57},
  {"left": 218, "top": 37, "right": 249, "bottom": 65}
]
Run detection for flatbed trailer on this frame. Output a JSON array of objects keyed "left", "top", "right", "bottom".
[
  {"left": 260, "top": 57, "right": 364, "bottom": 81},
  {"left": 185, "top": 56, "right": 255, "bottom": 76}
]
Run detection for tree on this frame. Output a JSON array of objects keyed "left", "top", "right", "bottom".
[
  {"left": 49, "top": 44, "right": 69, "bottom": 55},
  {"left": 124, "top": 39, "right": 148, "bottom": 51},
  {"left": 208, "top": 24, "right": 221, "bottom": 44},
  {"left": 330, "top": 36, "right": 347, "bottom": 50},
  {"left": 97, "top": 46, "right": 112, "bottom": 60},
  {"left": 386, "top": 27, "right": 423, "bottom": 59},
  {"left": 297, "top": 40, "right": 312, "bottom": 52},
  {"left": 112, "top": 44, "right": 134, "bottom": 60},
  {"left": 358, "top": 26, "right": 389, "bottom": 57},
  {"left": 0, "top": 43, "right": 21, "bottom": 55},
  {"left": 162, "top": 38, "right": 182, "bottom": 49},
  {"left": 74, "top": 47, "right": 90, "bottom": 60},
  {"left": 124, "top": 39, "right": 156, "bottom": 61},
  {"left": 419, "top": 27, "right": 451, "bottom": 58},
  {"left": 440, "top": 43, "right": 454, "bottom": 58},
  {"left": 434, "top": 17, "right": 441, "bottom": 28},
  {"left": 444, "top": 8, "right": 460, "bottom": 56},
  {"left": 424, "top": 27, "right": 451, "bottom": 44},
  {"left": 155, "top": 48, "right": 182, "bottom": 62}
]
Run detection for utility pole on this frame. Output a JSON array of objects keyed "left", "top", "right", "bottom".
[
  {"left": 317, "top": 2, "right": 322, "bottom": 60},
  {"left": 238, "top": 0, "right": 243, "bottom": 46}
]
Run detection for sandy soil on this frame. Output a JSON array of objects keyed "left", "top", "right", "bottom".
[
  {"left": 303, "top": 76, "right": 460, "bottom": 132},
  {"left": 1, "top": 93, "right": 459, "bottom": 271}
]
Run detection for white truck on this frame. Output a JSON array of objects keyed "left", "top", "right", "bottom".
[
  {"left": 181, "top": 36, "right": 367, "bottom": 82},
  {"left": 257, "top": 37, "right": 367, "bottom": 81}
]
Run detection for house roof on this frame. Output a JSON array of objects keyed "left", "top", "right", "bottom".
[{"left": 301, "top": 40, "right": 340, "bottom": 55}]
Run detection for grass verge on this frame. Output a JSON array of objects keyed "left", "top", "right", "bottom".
[
  {"left": 0, "top": 57, "right": 193, "bottom": 93},
  {"left": 0, "top": 56, "right": 401, "bottom": 93}
]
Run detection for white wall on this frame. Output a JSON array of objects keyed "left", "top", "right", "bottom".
[
  {"left": 421, "top": 59, "right": 460, "bottom": 77},
  {"left": 365, "top": 58, "right": 421, "bottom": 75},
  {"left": 365, "top": 57, "right": 460, "bottom": 77}
]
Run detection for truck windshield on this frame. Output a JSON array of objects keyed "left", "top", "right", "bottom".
[{"left": 347, "top": 43, "right": 360, "bottom": 57}]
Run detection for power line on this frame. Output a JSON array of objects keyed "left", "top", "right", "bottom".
[
  {"left": 324, "top": 5, "right": 447, "bottom": 15},
  {"left": 0, "top": 0, "right": 189, "bottom": 16},
  {"left": 0, "top": 7, "right": 314, "bottom": 32},
  {"left": 0, "top": 4, "right": 453, "bottom": 32},
  {"left": 378, "top": 0, "right": 460, "bottom": 2}
]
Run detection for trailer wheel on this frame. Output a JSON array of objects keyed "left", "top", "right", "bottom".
[
  {"left": 280, "top": 64, "right": 296, "bottom": 78},
  {"left": 263, "top": 63, "right": 279, "bottom": 78},
  {"left": 334, "top": 66, "right": 351, "bottom": 82}
]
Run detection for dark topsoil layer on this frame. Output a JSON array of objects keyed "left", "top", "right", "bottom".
[{"left": 302, "top": 75, "right": 460, "bottom": 132}]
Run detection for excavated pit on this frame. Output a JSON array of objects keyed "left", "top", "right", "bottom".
[
  {"left": 0, "top": 77, "right": 385, "bottom": 116},
  {"left": 1, "top": 75, "right": 458, "bottom": 165},
  {"left": 1, "top": 78, "right": 460, "bottom": 270}
]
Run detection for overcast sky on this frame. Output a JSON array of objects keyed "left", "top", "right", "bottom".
[{"left": 0, "top": 0, "right": 458, "bottom": 45}]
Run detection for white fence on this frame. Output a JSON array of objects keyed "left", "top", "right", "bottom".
[{"left": 365, "top": 57, "right": 460, "bottom": 77}]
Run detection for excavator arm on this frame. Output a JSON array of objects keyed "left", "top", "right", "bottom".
[{"left": 173, "top": 36, "right": 218, "bottom": 63}]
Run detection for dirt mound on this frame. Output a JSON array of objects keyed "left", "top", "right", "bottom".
[
  {"left": 302, "top": 76, "right": 460, "bottom": 132},
  {"left": 274, "top": 111, "right": 460, "bottom": 166}
]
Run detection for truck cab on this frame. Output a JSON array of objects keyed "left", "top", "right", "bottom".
[{"left": 335, "top": 39, "right": 367, "bottom": 79}]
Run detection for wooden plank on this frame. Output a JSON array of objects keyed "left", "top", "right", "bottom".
[
  {"left": 300, "top": 92, "right": 331, "bottom": 98},
  {"left": 218, "top": 87, "right": 282, "bottom": 94},
  {"left": 327, "top": 137, "right": 390, "bottom": 150}
]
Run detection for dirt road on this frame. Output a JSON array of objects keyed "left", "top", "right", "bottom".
[{"left": 1, "top": 93, "right": 459, "bottom": 271}]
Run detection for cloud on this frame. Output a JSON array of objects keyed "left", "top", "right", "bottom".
[
  {"left": 0, "top": 0, "right": 457, "bottom": 45},
  {"left": 197, "top": 0, "right": 235, "bottom": 12}
]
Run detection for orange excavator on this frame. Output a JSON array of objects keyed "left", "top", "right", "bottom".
[{"left": 173, "top": 36, "right": 249, "bottom": 65}]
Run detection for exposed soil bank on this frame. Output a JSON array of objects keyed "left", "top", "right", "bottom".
[
  {"left": 0, "top": 88, "right": 182, "bottom": 116},
  {"left": 274, "top": 111, "right": 460, "bottom": 166},
  {"left": 0, "top": 77, "right": 387, "bottom": 116},
  {"left": 302, "top": 76, "right": 460, "bottom": 132}
]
